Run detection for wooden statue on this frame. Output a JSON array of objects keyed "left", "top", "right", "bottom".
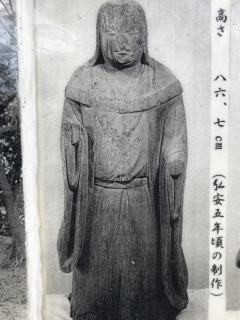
[{"left": 57, "top": 1, "right": 188, "bottom": 319}]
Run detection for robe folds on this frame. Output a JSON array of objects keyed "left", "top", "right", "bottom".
[{"left": 57, "top": 58, "right": 188, "bottom": 320}]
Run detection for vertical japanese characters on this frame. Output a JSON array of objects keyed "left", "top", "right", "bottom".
[{"left": 209, "top": 2, "right": 230, "bottom": 318}]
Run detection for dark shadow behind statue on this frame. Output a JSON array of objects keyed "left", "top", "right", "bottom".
[{"left": 57, "top": 1, "right": 188, "bottom": 319}]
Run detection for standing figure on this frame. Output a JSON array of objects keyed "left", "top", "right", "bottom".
[{"left": 57, "top": 1, "right": 188, "bottom": 319}]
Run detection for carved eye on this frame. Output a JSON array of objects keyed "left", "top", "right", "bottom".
[{"left": 106, "top": 31, "right": 116, "bottom": 36}]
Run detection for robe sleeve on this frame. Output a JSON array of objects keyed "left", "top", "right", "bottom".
[
  {"left": 57, "top": 97, "right": 89, "bottom": 273},
  {"left": 62, "top": 98, "right": 82, "bottom": 190},
  {"left": 158, "top": 93, "right": 188, "bottom": 311},
  {"left": 163, "top": 94, "right": 188, "bottom": 225}
]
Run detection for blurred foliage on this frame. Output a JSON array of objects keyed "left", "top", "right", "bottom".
[{"left": 0, "top": 0, "right": 23, "bottom": 236}]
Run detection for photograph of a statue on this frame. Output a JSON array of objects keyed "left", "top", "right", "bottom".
[{"left": 57, "top": 0, "right": 188, "bottom": 319}]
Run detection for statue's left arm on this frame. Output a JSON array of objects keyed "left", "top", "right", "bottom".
[
  {"left": 158, "top": 92, "right": 189, "bottom": 309},
  {"left": 164, "top": 94, "right": 188, "bottom": 225}
]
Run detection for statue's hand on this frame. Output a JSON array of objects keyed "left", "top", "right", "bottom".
[
  {"left": 167, "top": 152, "right": 186, "bottom": 176},
  {"left": 62, "top": 257, "right": 74, "bottom": 273},
  {"left": 167, "top": 153, "right": 186, "bottom": 225},
  {"left": 236, "top": 250, "right": 240, "bottom": 269}
]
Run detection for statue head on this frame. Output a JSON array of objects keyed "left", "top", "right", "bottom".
[{"left": 90, "top": 0, "right": 150, "bottom": 68}]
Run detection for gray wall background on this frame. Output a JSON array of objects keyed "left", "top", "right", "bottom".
[{"left": 36, "top": 0, "right": 240, "bottom": 310}]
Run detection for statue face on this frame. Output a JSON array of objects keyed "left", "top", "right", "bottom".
[{"left": 99, "top": 4, "right": 144, "bottom": 68}]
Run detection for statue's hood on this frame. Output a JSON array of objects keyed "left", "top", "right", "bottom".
[{"left": 65, "top": 1, "right": 182, "bottom": 113}]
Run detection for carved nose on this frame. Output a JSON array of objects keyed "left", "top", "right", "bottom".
[{"left": 116, "top": 33, "right": 130, "bottom": 51}]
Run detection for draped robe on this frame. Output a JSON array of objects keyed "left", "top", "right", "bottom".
[{"left": 57, "top": 58, "right": 188, "bottom": 320}]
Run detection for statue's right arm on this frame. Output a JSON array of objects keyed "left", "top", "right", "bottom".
[
  {"left": 58, "top": 97, "right": 83, "bottom": 273},
  {"left": 61, "top": 97, "right": 82, "bottom": 191}
]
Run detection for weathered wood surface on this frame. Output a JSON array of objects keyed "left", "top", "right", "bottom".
[{"left": 57, "top": 1, "right": 188, "bottom": 319}]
